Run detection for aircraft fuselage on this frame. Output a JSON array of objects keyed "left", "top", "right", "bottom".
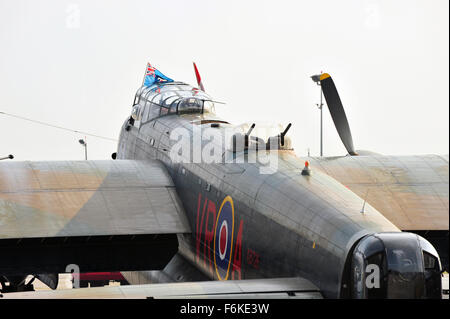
[{"left": 116, "top": 83, "right": 442, "bottom": 298}]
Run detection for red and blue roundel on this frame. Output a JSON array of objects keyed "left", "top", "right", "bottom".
[{"left": 213, "top": 196, "right": 235, "bottom": 280}]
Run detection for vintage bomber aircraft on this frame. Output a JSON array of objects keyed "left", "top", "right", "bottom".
[{"left": 0, "top": 64, "right": 447, "bottom": 299}]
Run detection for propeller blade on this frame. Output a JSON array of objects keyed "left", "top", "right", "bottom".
[
  {"left": 319, "top": 73, "right": 358, "bottom": 156},
  {"left": 193, "top": 62, "right": 205, "bottom": 91}
]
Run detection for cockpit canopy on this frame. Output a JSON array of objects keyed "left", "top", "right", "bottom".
[{"left": 131, "top": 82, "right": 216, "bottom": 125}]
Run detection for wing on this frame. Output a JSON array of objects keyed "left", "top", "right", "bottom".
[
  {"left": 1, "top": 277, "right": 322, "bottom": 299},
  {"left": 0, "top": 160, "right": 190, "bottom": 277},
  {"left": 308, "top": 155, "right": 449, "bottom": 230}
]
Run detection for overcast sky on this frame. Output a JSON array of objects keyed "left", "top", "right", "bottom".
[{"left": 0, "top": 0, "right": 448, "bottom": 160}]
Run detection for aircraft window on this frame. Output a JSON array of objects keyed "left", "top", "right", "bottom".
[
  {"left": 423, "top": 251, "right": 441, "bottom": 298},
  {"left": 177, "top": 90, "right": 196, "bottom": 98},
  {"left": 178, "top": 98, "right": 203, "bottom": 114},
  {"left": 131, "top": 105, "right": 140, "bottom": 121},
  {"left": 146, "top": 95, "right": 178, "bottom": 121},
  {"left": 366, "top": 252, "right": 387, "bottom": 299},
  {"left": 133, "top": 93, "right": 140, "bottom": 105},
  {"left": 169, "top": 98, "right": 182, "bottom": 114},
  {"left": 160, "top": 106, "right": 169, "bottom": 116},
  {"left": 203, "top": 100, "right": 215, "bottom": 113},
  {"left": 141, "top": 104, "right": 150, "bottom": 123},
  {"left": 163, "top": 96, "right": 179, "bottom": 106},
  {"left": 144, "top": 88, "right": 155, "bottom": 99},
  {"left": 352, "top": 251, "right": 365, "bottom": 298},
  {"left": 135, "top": 86, "right": 147, "bottom": 99},
  {"left": 137, "top": 87, "right": 154, "bottom": 104},
  {"left": 142, "top": 86, "right": 155, "bottom": 95},
  {"left": 148, "top": 104, "right": 160, "bottom": 120},
  {"left": 423, "top": 252, "right": 437, "bottom": 269},
  {"left": 142, "top": 89, "right": 156, "bottom": 117},
  {"left": 384, "top": 238, "right": 423, "bottom": 298},
  {"left": 153, "top": 88, "right": 173, "bottom": 99},
  {"left": 133, "top": 87, "right": 148, "bottom": 105},
  {"left": 151, "top": 92, "right": 163, "bottom": 105},
  {"left": 135, "top": 83, "right": 217, "bottom": 121}
]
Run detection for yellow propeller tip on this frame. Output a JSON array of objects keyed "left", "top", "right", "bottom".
[{"left": 319, "top": 73, "right": 331, "bottom": 81}]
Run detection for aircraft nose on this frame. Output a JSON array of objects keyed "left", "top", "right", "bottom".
[{"left": 351, "top": 232, "right": 442, "bottom": 298}]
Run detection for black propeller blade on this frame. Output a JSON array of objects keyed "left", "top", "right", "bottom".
[{"left": 319, "top": 73, "right": 358, "bottom": 156}]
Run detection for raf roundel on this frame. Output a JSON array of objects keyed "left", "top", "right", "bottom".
[
  {"left": 218, "top": 220, "right": 228, "bottom": 260},
  {"left": 213, "top": 196, "right": 235, "bottom": 280}
]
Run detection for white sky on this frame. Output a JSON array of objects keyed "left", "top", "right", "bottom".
[{"left": 0, "top": 0, "right": 448, "bottom": 160}]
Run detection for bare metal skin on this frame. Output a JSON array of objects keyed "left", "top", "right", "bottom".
[{"left": 0, "top": 78, "right": 445, "bottom": 298}]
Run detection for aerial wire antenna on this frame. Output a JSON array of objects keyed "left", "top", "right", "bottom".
[
  {"left": 360, "top": 189, "right": 370, "bottom": 214},
  {"left": 0, "top": 111, "right": 117, "bottom": 142},
  {"left": 0, "top": 154, "right": 14, "bottom": 161}
]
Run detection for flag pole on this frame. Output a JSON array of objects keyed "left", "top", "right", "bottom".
[{"left": 141, "top": 62, "right": 149, "bottom": 86}]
